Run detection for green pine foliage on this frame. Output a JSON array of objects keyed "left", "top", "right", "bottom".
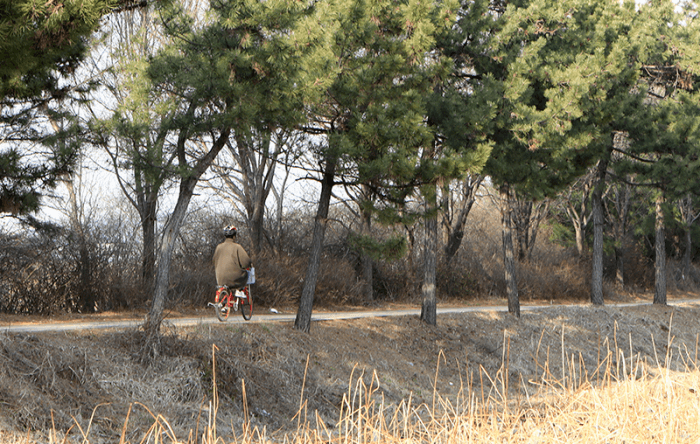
[
  {"left": 612, "top": 1, "right": 700, "bottom": 200},
  {"left": 0, "top": 0, "right": 114, "bottom": 98},
  {"left": 145, "top": 0, "right": 335, "bottom": 139},
  {"left": 485, "top": 0, "right": 649, "bottom": 197},
  {"left": 1, "top": 0, "right": 115, "bottom": 215},
  {"left": 306, "top": 0, "right": 459, "bottom": 217},
  {"left": 348, "top": 232, "right": 407, "bottom": 261}
]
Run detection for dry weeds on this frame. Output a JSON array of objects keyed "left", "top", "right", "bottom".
[{"left": 1, "top": 300, "right": 700, "bottom": 442}]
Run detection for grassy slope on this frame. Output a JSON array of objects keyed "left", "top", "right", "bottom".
[{"left": 1, "top": 299, "right": 699, "bottom": 442}]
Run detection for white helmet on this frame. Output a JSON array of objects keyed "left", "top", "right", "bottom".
[{"left": 222, "top": 225, "right": 237, "bottom": 237}]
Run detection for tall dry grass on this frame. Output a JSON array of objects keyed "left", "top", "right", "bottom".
[{"left": 36, "top": 333, "right": 700, "bottom": 444}]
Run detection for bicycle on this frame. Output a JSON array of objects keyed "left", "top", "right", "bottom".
[{"left": 209, "top": 284, "right": 253, "bottom": 321}]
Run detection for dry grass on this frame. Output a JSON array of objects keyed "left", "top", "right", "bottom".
[
  {"left": 41, "top": 361, "right": 700, "bottom": 443},
  {"left": 255, "top": 330, "right": 700, "bottom": 444},
  {"left": 10, "top": 318, "right": 700, "bottom": 444}
]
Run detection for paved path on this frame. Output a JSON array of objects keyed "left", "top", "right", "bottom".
[{"left": 2, "top": 299, "right": 700, "bottom": 334}]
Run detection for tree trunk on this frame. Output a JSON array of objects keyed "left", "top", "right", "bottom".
[
  {"left": 574, "top": 223, "right": 586, "bottom": 256},
  {"left": 404, "top": 222, "right": 417, "bottom": 292},
  {"left": 614, "top": 246, "right": 624, "bottom": 288},
  {"left": 270, "top": 161, "right": 292, "bottom": 255},
  {"left": 679, "top": 194, "right": 696, "bottom": 280},
  {"left": 590, "top": 156, "right": 608, "bottom": 306},
  {"left": 565, "top": 201, "right": 587, "bottom": 256},
  {"left": 513, "top": 200, "right": 532, "bottom": 262},
  {"left": 143, "top": 128, "right": 230, "bottom": 340},
  {"left": 500, "top": 184, "right": 520, "bottom": 317},
  {"left": 510, "top": 195, "right": 548, "bottom": 262},
  {"left": 420, "top": 188, "right": 438, "bottom": 326},
  {"left": 140, "top": 199, "right": 157, "bottom": 294},
  {"left": 683, "top": 225, "right": 692, "bottom": 280},
  {"left": 563, "top": 170, "right": 596, "bottom": 257},
  {"left": 250, "top": 199, "right": 265, "bottom": 257},
  {"left": 145, "top": 209, "right": 183, "bottom": 336},
  {"left": 78, "top": 244, "right": 93, "bottom": 312},
  {"left": 360, "top": 205, "right": 374, "bottom": 302},
  {"left": 525, "top": 201, "right": 548, "bottom": 261},
  {"left": 443, "top": 175, "right": 482, "bottom": 262},
  {"left": 654, "top": 193, "right": 667, "bottom": 305},
  {"left": 215, "top": 130, "right": 279, "bottom": 256},
  {"left": 294, "top": 155, "right": 337, "bottom": 333},
  {"left": 237, "top": 131, "right": 273, "bottom": 256},
  {"left": 64, "top": 175, "right": 95, "bottom": 312}
]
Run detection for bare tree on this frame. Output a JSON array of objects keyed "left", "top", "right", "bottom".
[
  {"left": 206, "top": 128, "right": 304, "bottom": 255},
  {"left": 86, "top": 4, "right": 192, "bottom": 294},
  {"left": 561, "top": 170, "right": 596, "bottom": 256},
  {"left": 603, "top": 181, "right": 632, "bottom": 288},
  {"left": 677, "top": 194, "right": 700, "bottom": 280},
  {"left": 268, "top": 150, "right": 302, "bottom": 255},
  {"left": 511, "top": 194, "right": 549, "bottom": 262},
  {"left": 441, "top": 174, "right": 483, "bottom": 262}
]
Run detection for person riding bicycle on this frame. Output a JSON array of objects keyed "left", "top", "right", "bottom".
[{"left": 213, "top": 225, "right": 252, "bottom": 297}]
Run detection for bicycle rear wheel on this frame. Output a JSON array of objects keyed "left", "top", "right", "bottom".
[
  {"left": 240, "top": 285, "right": 253, "bottom": 320},
  {"left": 215, "top": 289, "right": 231, "bottom": 322}
]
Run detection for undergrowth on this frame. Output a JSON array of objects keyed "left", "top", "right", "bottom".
[{"left": 23, "top": 329, "right": 700, "bottom": 444}]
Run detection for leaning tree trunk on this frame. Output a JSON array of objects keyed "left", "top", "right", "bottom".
[
  {"left": 238, "top": 132, "right": 274, "bottom": 256},
  {"left": 143, "top": 128, "right": 230, "bottom": 342},
  {"left": 250, "top": 198, "right": 265, "bottom": 256},
  {"left": 140, "top": 199, "right": 157, "bottom": 293},
  {"left": 590, "top": 155, "right": 608, "bottom": 306},
  {"left": 294, "top": 155, "right": 337, "bottom": 333},
  {"left": 420, "top": 187, "right": 438, "bottom": 326},
  {"left": 654, "top": 193, "right": 667, "bottom": 305},
  {"left": 144, "top": 182, "right": 198, "bottom": 342},
  {"left": 500, "top": 184, "right": 520, "bottom": 317}
]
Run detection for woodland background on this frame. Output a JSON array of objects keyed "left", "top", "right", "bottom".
[{"left": 4, "top": 0, "right": 700, "bottom": 333}]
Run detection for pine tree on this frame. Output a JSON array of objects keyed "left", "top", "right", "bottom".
[
  {"left": 0, "top": 0, "right": 115, "bottom": 216},
  {"left": 483, "top": 0, "right": 665, "bottom": 312},
  {"left": 612, "top": 0, "right": 700, "bottom": 305},
  {"left": 133, "top": 0, "right": 335, "bottom": 342},
  {"left": 88, "top": 5, "right": 176, "bottom": 297},
  {"left": 294, "top": 0, "right": 458, "bottom": 332}
]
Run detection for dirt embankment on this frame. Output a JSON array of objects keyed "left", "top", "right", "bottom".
[{"left": 1, "top": 301, "right": 699, "bottom": 442}]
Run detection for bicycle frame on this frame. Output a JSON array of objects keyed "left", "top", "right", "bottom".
[{"left": 211, "top": 284, "right": 252, "bottom": 321}]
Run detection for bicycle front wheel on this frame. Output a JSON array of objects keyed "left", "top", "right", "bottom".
[
  {"left": 216, "top": 289, "right": 231, "bottom": 322},
  {"left": 240, "top": 285, "right": 253, "bottom": 320}
]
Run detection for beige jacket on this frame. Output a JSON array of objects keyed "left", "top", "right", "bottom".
[{"left": 213, "top": 238, "right": 252, "bottom": 288}]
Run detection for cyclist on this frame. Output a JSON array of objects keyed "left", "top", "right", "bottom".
[{"left": 213, "top": 225, "right": 252, "bottom": 298}]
